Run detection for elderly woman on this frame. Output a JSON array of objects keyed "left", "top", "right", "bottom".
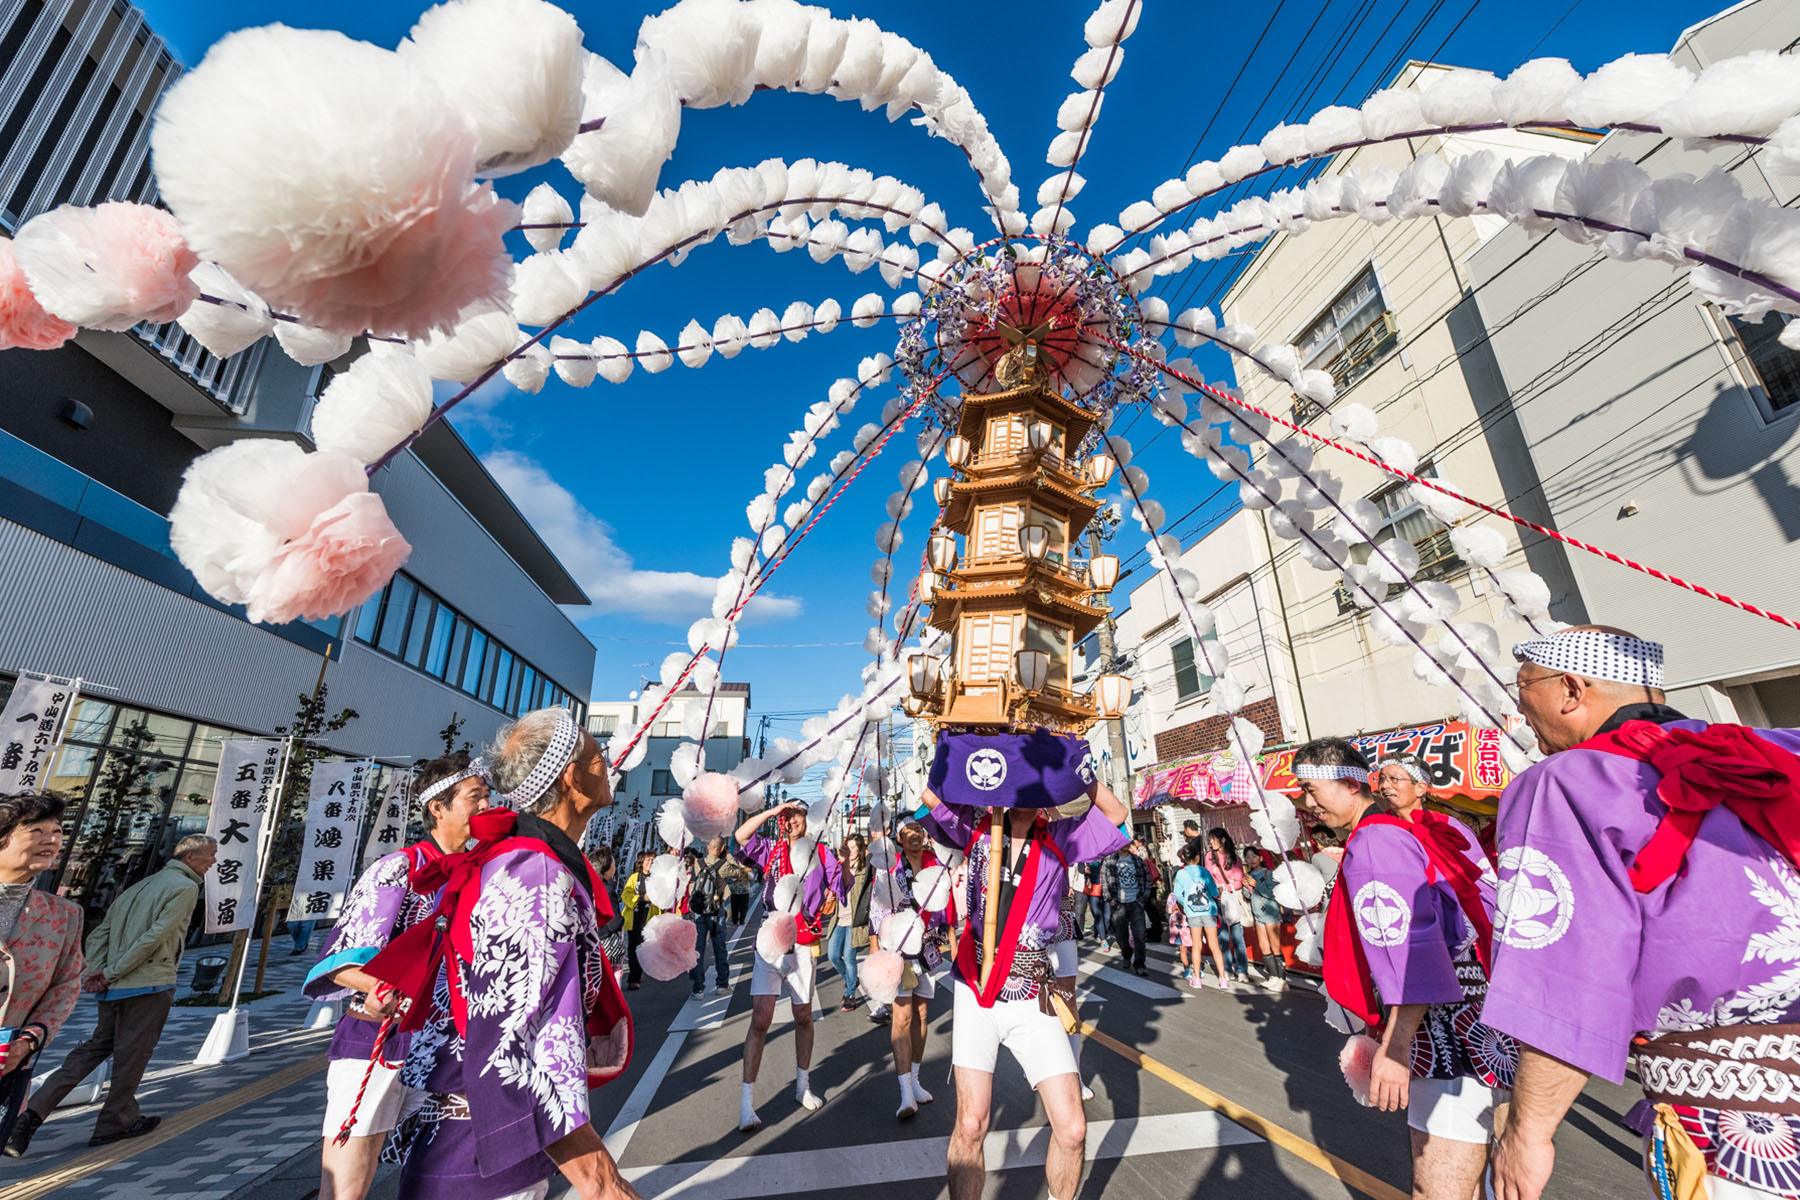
[{"left": 0, "top": 792, "right": 82, "bottom": 1143}]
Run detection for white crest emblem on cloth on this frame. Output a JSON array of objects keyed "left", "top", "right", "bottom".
[
  {"left": 1495, "top": 847, "right": 1575, "bottom": 950},
  {"left": 1352, "top": 880, "right": 1410, "bottom": 947},
  {"left": 966, "top": 749, "right": 1007, "bottom": 791},
  {"left": 1077, "top": 753, "right": 1096, "bottom": 786}
]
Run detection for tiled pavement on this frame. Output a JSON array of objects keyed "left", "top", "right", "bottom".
[{"left": 0, "top": 937, "right": 339, "bottom": 1200}]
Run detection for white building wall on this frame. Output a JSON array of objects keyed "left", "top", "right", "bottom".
[
  {"left": 1220, "top": 62, "right": 1591, "bottom": 738},
  {"left": 1467, "top": 0, "right": 1800, "bottom": 723}
]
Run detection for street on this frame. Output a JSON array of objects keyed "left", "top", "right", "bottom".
[{"left": 0, "top": 915, "right": 1645, "bottom": 1200}]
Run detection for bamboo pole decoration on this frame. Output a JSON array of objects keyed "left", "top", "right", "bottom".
[{"left": 979, "top": 807, "right": 1003, "bottom": 991}]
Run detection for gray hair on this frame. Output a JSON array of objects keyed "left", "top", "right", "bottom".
[
  {"left": 173, "top": 834, "right": 216, "bottom": 860},
  {"left": 488, "top": 708, "right": 577, "bottom": 815}
]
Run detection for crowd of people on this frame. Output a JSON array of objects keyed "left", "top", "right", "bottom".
[{"left": 0, "top": 621, "right": 1790, "bottom": 1200}]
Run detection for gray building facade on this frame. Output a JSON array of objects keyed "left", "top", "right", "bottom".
[
  {"left": 0, "top": 0, "right": 597, "bottom": 902},
  {"left": 1469, "top": 0, "right": 1800, "bottom": 724}
]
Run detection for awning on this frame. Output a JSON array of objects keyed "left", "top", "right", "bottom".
[{"left": 1134, "top": 718, "right": 1515, "bottom": 810}]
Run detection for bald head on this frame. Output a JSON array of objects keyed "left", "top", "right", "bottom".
[{"left": 1514, "top": 624, "right": 1666, "bottom": 753}]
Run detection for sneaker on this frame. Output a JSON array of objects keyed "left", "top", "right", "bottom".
[
  {"left": 1186, "top": 973, "right": 1204, "bottom": 990},
  {"left": 714, "top": 984, "right": 732, "bottom": 996},
  {"left": 89, "top": 1115, "right": 161, "bottom": 1147},
  {"left": 1132, "top": 966, "right": 1149, "bottom": 977},
  {"left": 4, "top": 1110, "right": 42, "bottom": 1158},
  {"left": 691, "top": 985, "right": 704, "bottom": 997},
  {"left": 1260, "top": 973, "right": 1286, "bottom": 993},
  {"left": 868, "top": 1005, "right": 891, "bottom": 1025}
]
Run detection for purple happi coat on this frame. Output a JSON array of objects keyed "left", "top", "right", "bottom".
[
  {"left": 739, "top": 832, "right": 841, "bottom": 921},
  {"left": 303, "top": 841, "right": 442, "bottom": 1063},
  {"left": 1339, "top": 816, "right": 1517, "bottom": 1087},
  {"left": 1484, "top": 718, "right": 1800, "bottom": 1198},
  {"left": 870, "top": 849, "right": 953, "bottom": 973},
  {"left": 389, "top": 847, "right": 607, "bottom": 1200},
  {"left": 925, "top": 802, "right": 1125, "bottom": 1001}
]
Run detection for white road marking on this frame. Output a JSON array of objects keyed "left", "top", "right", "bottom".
[
  {"left": 1075, "top": 958, "right": 1184, "bottom": 1000},
  {"left": 619, "top": 1109, "right": 1262, "bottom": 1198}
]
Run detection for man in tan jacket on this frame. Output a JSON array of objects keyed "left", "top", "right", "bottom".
[{"left": 7, "top": 835, "right": 215, "bottom": 1154}]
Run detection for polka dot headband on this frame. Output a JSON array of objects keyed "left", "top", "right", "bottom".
[
  {"left": 417, "top": 756, "right": 489, "bottom": 808},
  {"left": 500, "top": 708, "right": 581, "bottom": 811},
  {"left": 1292, "top": 763, "right": 1369, "bottom": 782},
  {"left": 1513, "top": 630, "right": 1664, "bottom": 690},
  {"left": 1376, "top": 757, "right": 1429, "bottom": 784}
]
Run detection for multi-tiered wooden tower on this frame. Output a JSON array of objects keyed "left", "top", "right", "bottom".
[{"left": 906, "top": 350, "right": 1131, "bottom": 733}]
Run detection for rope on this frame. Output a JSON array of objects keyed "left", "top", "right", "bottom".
[
  {"left": 1112, "top": 339, "right": 1800, "bottom": 633},
  {"left": 331, "top": 1010, "right": 397, "bottom": 1147}
]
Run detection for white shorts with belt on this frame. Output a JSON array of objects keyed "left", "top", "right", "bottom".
[
  {"left": 1406, "top": 1075, "right": 1507, "bottom": 1144},
  {"left": 950, "top": 979, "right": 1078, "bottom": 1089},
  {"left": 750, "top": 945, "right": 819, "bottom": 1006},
  {"left": 322, "top": 1057, "right": 412, "bottom": 1138}
]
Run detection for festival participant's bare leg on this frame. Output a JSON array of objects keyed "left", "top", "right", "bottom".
[
  {"left": 793, "top": 995, "right": 822, "bottom": 1110},
  {"left": 947, "top": 1066, "right": 993, "bottom": 1200},
  {"left": 1037, "top": 1071, "right": 1088, "bottom": 1200},
  {"left": 1409, "top": 1128, "right": 1489, "bottom": 1200},
  {"left": 739, "top": 995, "right": 776, "bottom": 1131},
  {"left": 893, "top": 997, "right": 920, "bottom": 1117},
  {"left": 318, "top": 1135, "right": 381, "bottom": 1200}
]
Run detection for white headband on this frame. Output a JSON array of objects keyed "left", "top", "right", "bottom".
[
  {"left": 500, "top": 709, "right": 581, "bottom": 811},
  {"left": 1513, "top": 631, "right": 1664, "bottom": 689},
  {"left": 1293, "top": 763, "right": 1369, "bottom": 782},
  {"left": 1377, "top": 758, "right": 1429, "bottom": 784},
  {"left": 418, "top": 756, "right": 489, "bottom": 808}
]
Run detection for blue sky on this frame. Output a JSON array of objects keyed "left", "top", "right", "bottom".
[{"left": 140, "top": 0, "right": 1713, "bottom": 726}]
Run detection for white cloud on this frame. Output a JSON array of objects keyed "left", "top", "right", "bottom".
[
  {"left": 482, "top": 450, "right": 802, "bottom": 625},
  {"left": 435, "top": 374, "right": 516, "bottom": 438}
]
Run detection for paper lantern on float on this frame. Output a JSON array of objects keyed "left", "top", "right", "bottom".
[
  {"left": 944, "top": 435, "right": 971, "bottom": 468},
  {"left": 1088, "top": 554, "right": 1119, "bottom": 591},
  {"left": 1094, "top": 672, "right": 1131, "bottom": 717},
  {"left": 1084, "top": 453, "right": 1117, "bottom": 488},
  {"left": 1028, "top": 419, "right": 1054, "bottom": 451},
  {"left": 1015, "top": 648, "right": 1050, "bottom": 692},
  {"left": 907, "top": 652, "right": 945, "bottom": 698},
  {"left": 927, "top": 530, "right": 958, "bottom": 572},
  {"left": 1018, "top": 524, "right": 1051, "bottom": 562},
  {"left": 917, "top": 569, "right": 938, "bottom": 601},
  {"left": 933, "top": 477, "right": 953, "bottom": 507}
]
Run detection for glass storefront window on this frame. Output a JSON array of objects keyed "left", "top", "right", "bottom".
[
  {"left": 377, "top": 575, "right": 415, "bottom": 656},
  {"left": 404, "top": 592, "right": 434, "bottom": 667},
  {"left": 64, "top": 697, "right": 115, "bottom": 744},
  {"left": 462, "top": 629, "right": 489, "bottom": 693},
  {"left": 425, "top": 604, "right": 456, "bottom": 678}
]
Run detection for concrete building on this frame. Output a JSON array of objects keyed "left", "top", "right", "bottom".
[
  {"left": 1470, "top": 0, "right": 1800, "bottom": 724},
  {"left": 0, "top": 0, "right": 594, "bottom": 904},
  {"left": 589, "top": 683, "right": 753, "bottom": 845},
  {"left": 1220, "top": 61, "right": 1592, "bottom": 737},
  {"left": 1107, "top": 510, "right": 1302, "bottom": 763}
]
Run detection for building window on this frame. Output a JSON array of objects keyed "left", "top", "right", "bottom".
[
  {"left": 1296, "top": 265, "right": 1399, "bottom": 396},
  {"left": 1170, "top": 637, "right": 1214, "bottom": 701},
  {"left": 352, "top": 571, "right": 578, "bottom": 718},
  {"left": 652, "top": 769, "right": 677, "bottom": 795},
  {"left": 1720, "top": 310, "right": 1800, "bottom": 420},
  {"left": 593, "top": 715, "right": 621, "bottom": 735},
  {"left": 1335, "top": 463, "right": 1464, "bottom": 613}
]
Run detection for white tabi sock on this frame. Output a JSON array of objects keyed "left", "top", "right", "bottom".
[
  {"left": 739, "top": 1082, "right": 759, "bottom": 1131},
  {"left": 908, "top": 1063, "right": 932, "bottom": 1103},
  {"left": 796, "top": 1067, "right": 822, "bottom": 1110},
  {"left": 897, "top": 1071, "right": 917, "bottom": 1117}
]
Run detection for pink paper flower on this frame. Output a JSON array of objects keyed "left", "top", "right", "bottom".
[
  {"left": 12, "top": 202, "right": 198, "bottom": 331},
  {"left": 680, "top": 772, "right": 742, "bottom": 840},
  {"left": 637, "top": 913, "right": 700, "bottom": 981},
  {"left": 756, "top": 912, "right": 798, "bottom": 962},
  {"left": 244, "top": 491, "right": 411, "bottom": 626},
  {"left": 860, "top": 948, "right": 906, "bottom": 1006},
  {"left": 1339, "top": 1033, "right": 1379, "bottom": 1106},
  {"left": 0, "top": 238, "right": 76, "bottom": 350}
]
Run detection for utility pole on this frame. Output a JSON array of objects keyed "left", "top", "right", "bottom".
[{"left": 1086, "top": 515, "right": 1131, "bottom": 801}]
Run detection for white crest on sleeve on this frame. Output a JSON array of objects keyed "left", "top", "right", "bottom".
[
  {"left": 1495, "top": 846, "right": 1575, "bottom": 950},
  {"left": 1352, "top": 880, "right": 1410, "bottom": 947}
]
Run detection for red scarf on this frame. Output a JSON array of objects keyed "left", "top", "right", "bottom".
[
  {"left": 767, "top": 839, "right": 825, "bottom": 946},
  {"left": 364, "top": 808, "right": 632, "bottom": 1085},
  {"left": 1578, "top": 719, "right": 1800, "bottom": 892},
  {"left": 953, "top": 812, "right": 1067, "bottom": 1008},
  {"left": 1322, "top": 811, "right": 1495, "bottom": 1034}
]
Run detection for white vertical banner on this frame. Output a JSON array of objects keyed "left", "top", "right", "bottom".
[
  {"left": 288, "top": 759, "right": 371, "bottom": 922},
  {"left": 203, "top": 739, "right": 285, "bottom": 934},
  {"left": 359, "top": 774, "right": 413, "bottom": 870},
  {"left": 0, "top": 672, "right": 80, "bottom": 793}
]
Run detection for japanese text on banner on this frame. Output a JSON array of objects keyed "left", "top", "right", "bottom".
[
  {"left": 359, "top": 774, "right": 413, "bottom": 871},
  {"left": 288, "top": 759, "right": 371, "bottom": 922},
  {"left": 202, "top": 738, "right": 284, "bottom": 934},
  {"left": 0, "top": 671, "right": 80, "bottom": 794}
]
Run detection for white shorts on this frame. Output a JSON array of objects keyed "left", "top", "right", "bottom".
[
  {"left": 1407, "top": 1075, "right": 1506, "bottom": 1144},
  {"left": 1703, "top": 1174, "right": 1786, "bottom": 1200},
  {"left": 322, "top": 1057, "right": 411, "bottom": 1138},
  {"left": 750, "top": 946, "right": 818, "bottom": 1006},
  {"left": 951, "top": 980, "right": 1078, "bottom": 1089},
  {"left": 1051, "top": 939, "right": 1077, "bottom": 977},
  {"left": 895, "top": 959, "right": 937, "bottom": 1001}
]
